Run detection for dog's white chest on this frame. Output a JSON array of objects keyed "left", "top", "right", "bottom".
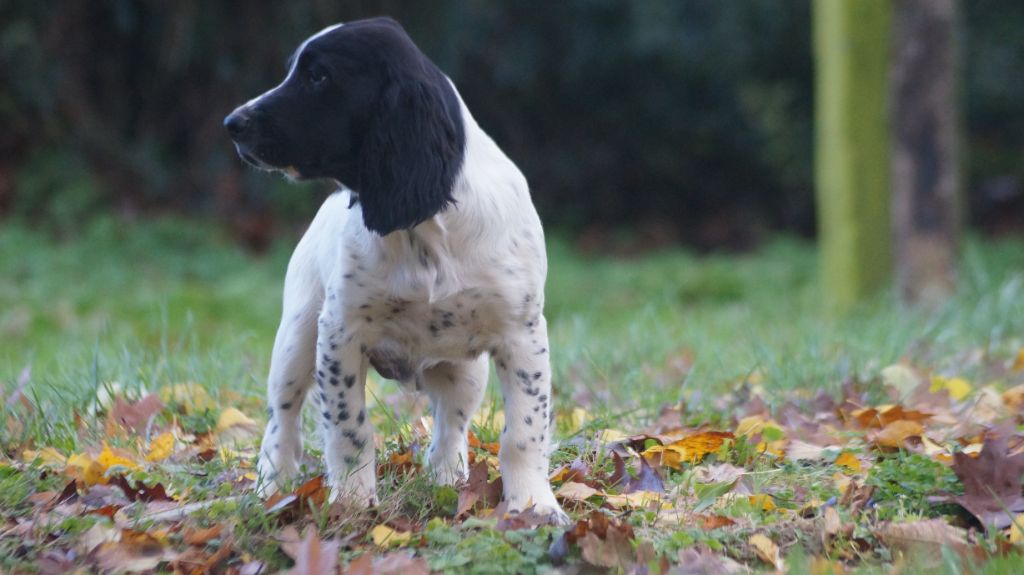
[{"left": 346, "top": 286, "right": 508, "bottom": 381}]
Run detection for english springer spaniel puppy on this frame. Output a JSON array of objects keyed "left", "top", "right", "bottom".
[{"left": 224, "top": 17, "right": 566, "bottom": 523}]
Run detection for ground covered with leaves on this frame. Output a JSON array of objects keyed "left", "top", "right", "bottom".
[{"left": 2, "top": 220, "right": 1024, "bottom": 574}]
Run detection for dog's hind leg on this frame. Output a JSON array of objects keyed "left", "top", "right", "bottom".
[
  {"left": 256, "top": 235, "right": 322, "bottom": 497},
  {"left": 421, "top": 356, "right": 489, "bottom": 485}
]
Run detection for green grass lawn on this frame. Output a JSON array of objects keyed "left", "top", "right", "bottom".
[{"left": 1, "top": 217, "right": 1023, "bottom": 573}]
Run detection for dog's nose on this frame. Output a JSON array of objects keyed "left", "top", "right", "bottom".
[{"left": 224, "top": 109, "right": 250, "bottom": 139}]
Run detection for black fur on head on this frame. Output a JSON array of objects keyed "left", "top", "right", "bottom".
[{"left": 224, "top": 17, "right": 465, "bottom": 235}]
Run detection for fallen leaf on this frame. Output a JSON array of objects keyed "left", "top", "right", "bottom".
[
  {"left": 624, "top": 457, "right": 666, "bottom": 494},
  {"left": 1009, "top": 514, "right": 1024, "bottom": 544},
  {"left": 281, "top": 526, "right": 341, "bottom": 575},
  {"left": 579, "top": 523, "right": 634, "bottom": 569},
  {"left": 1002, "top": 385, "right": 1024, "bottom": 410},
  {"left": 556, "top": 481, "right": 599, "bottom": 502},
  {"left": 850, "top": 405, "right": 930, "bottom": 428},
  {"left": 748, "top": 533, "right": 784, "bottom": 571},
  {"left": 183, "top": 525, "right": 222, "bottom": 545},
  {"left": 265, "top": 475, "right": 328, "bottom": 520},
  {"left": 456, "top": 459, "right": 502, "bottom": 517},
  {"left": 693, "top": 463, "right": 746, "bottom": 484},
  {"left": 216, "top": 407, "right": 256, "bottom": 432},
  {"left": 216, "top": 407, "right": 261, "bottom": 445},
  {"left": 675, "top": 547, "right": 746, "bottom": 574},
  {"left": 370, "top": 524, "right": 413, "bottom": 548},
  {"left": 22, "top": 446, "right": 67, "bottom": 467},
  {"left": 604, "top": 491, "right": 668, "bottom": 510},
  {"left": 748, "top": 494, "right": 776, "bottom": 512},
  {"left": 110, "top": 475, "right": 172, "bottom": 502},
  {"left": 145, "top": 432, "right": 175, "bottom": 462},
  {"left": 834, "top": 452, "right": 862, "bottom": 474},
  {"left": 644, "top": 431, "right": 734, "bottom": 468},
  {"left": 159, "top": 383, "right": 215, "bottom": 413},
  {"left": 871, "top": 420, "right": 924, "bottom": 449},
  {"left": 930, "top": 376, "right": 972, "bottom": 401},
  {"left": 66, "top": 444, "right": 142, "bottom": 486},
  {"left": 109, "top": 394, "right": 165, "bottom": 434},
  {"left": 1012, "top": 349, "right": 1024, "bottom": 373},
  {"left": 369, "top": 551, "right": 430, "bottom": 575},
  {"left": 877, "top": 519, "right": 968, "bottom": 553},
  {"left": 952, "top": 436, "right": 1024, "bottom": 529}
]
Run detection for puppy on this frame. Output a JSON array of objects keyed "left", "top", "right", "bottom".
[{"left": 224, "top": 17, "right": 566, "bottom": 522}]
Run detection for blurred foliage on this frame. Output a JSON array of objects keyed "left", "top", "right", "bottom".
[{"left": 0, "top": 1, "right": 1021, "bottom": 248}]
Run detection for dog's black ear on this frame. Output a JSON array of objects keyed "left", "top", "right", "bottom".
[{"left": 357, "top": 69, "right": 465, "bottom": 235}]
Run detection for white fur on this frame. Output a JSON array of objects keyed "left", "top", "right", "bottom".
[{"left": 256, "top": 92, "right": 567, "bottom": 522}]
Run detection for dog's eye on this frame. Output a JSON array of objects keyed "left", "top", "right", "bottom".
[{"left": 307, "top": 67, "right": 328, "bottom": 86}]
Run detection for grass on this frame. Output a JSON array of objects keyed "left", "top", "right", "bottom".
[{"left": 1, "top": 215, "right": 1023, "bottom": 573}]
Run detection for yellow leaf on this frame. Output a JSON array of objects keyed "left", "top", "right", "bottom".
[
  {"left": 736, "top": 415, "right": 782, "bottom": 438},
  {"left": 22, "top": 447, "right": 67, "bottom": 467},
  {"left": 216, "top": 408, "right": 257, "bottom": 433},
  {"left": 555, "top": 481, "right": 599, "bottom": 502},
  {"left": 564, "top": 407, "right": 588, "bottom": 431},
  {"left": 1010, "top": 514, "right": 1024, "bottom": 544},
  {"left": 643, "top": 431, "right": 734, "bottom": 469},
  {"left": 66, "top": 452, "right": 106, "bottom": 486},
  {"left": 145, "top": 432, "right": 175, "bottom": 462},
  {"left": 605, "top": 491, "right": 670, "bottom": 509},
  {"left": 1013, "top": 349, "right": 1024, "bottom": 373},
  {"left": 749, "top": 494, "right": 776, "bottom": 512},
  {"left": 370, "top": 524, "right": 412, "bottom": 547},
  {"left": 749, "top": 533, "right": 784, "bottom": 571},
  {"left": 599, "top": 429, "right": 629, "bottom": 443},
  {"left": 159, "top": 382, "right": 214, "bottom": 413},
  {"left": 97, "top": 443, "right": 142, "bottom": 474},
  {"left": 834, "top": 452, "right": 862, "bottom": 474},
  {"left": 930, "top": 376, "right": 972, "bottom": 401}
]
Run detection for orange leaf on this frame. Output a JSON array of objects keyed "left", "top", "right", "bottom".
[
  {"left": 872, "top": 420, "right": 924, "bottom": 449},
  {"left": 834, "top": 452, "right": 862, "bottom": 474}
]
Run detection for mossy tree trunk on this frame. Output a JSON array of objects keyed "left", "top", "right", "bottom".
[
  {"left": 890, "top": 0, "right": 960, "bottom": 305},
  {"left": 814, "top": 0, "right": 893, "bottom": 313}
]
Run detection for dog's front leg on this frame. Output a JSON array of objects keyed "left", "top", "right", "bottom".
[
  {"left": 315, "top": 313, "right": 376, "bottom": 505},
  {"left": 495, "top": 316, "right": 568, "bottom": 524}
]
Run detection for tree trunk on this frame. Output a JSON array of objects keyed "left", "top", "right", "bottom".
[
  {"left": 890, "top": 0, "right": 960, "bottom": 304},
  {"left": 814, "top": 0, "right": 893, "bottom": 313}
]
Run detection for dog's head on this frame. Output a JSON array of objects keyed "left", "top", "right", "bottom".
[{"left": 225, "top": 17, "right": 465, "bottom": 235}]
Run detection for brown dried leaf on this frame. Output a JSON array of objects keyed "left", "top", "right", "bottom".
[
  {"left": 952, "top": 436, "right": 1024, "bottom": 529},
  {"left": 108, "top": 394, "right": 165, "bottom": 434},
  {"left": 281, "top": 526, "right": 341, "bottom": 575},
  {"left": 624, "top": 456, "right": 666, "bottom": 494},
  {"left": 110, "top": 475, "right": 172, "bottom": 502},
  {"left": 579, "top": 524, "right": 634, "bottom": 569},
  {"left": 456, "top": 459, "right": 502, "bottom": 517},
  {"left": 877, "top": 519, "right": 969, "bottom": 553}
]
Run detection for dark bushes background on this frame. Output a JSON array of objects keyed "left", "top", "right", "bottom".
[{"left": 1, "top": 1, "right": 1021, "bottom": 249}]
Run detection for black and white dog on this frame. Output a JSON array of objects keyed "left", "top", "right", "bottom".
[{"left": 224, "top": 18, "right": 566, "bottom": 522}]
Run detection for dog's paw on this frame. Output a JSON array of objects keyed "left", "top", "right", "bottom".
[
  {"left": 505, "top": 481, "right": 570, "bottom": 526},
  {"left": 522, "top": 501, "right": 571, "bottom": 526},
  {"left": 327, "top": 473, "right": 378, "bottom": 508},
  {"left": 427, "top": 449, "right": 469, "bottom": 487},
  {"left": 255, "top": 453, "right": 298, "bottom": 498}
]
